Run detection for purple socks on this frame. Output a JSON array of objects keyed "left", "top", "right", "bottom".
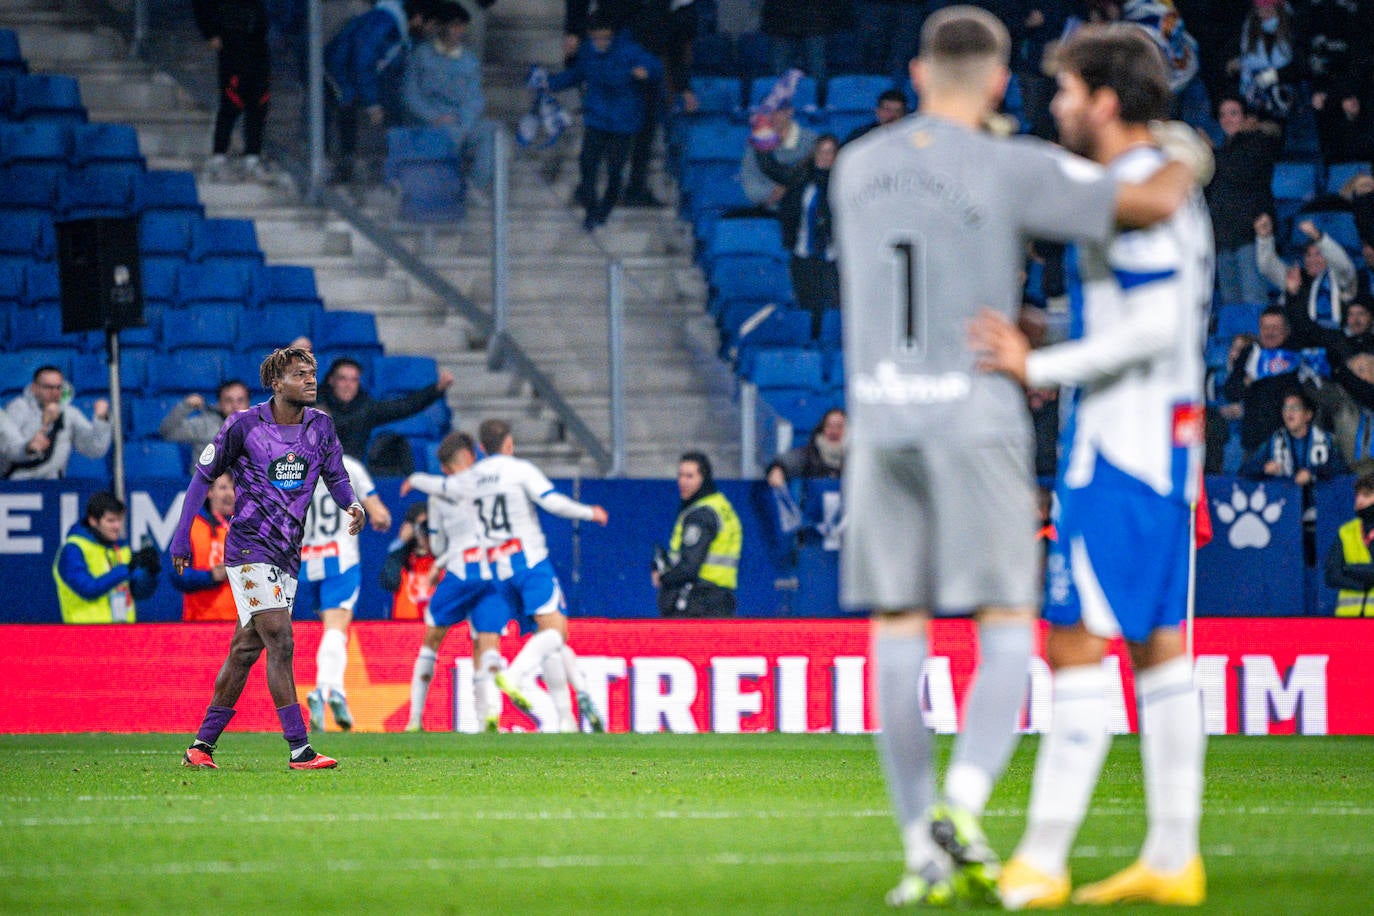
[
  {"left": 194, "top": 705, "right": 236, "bottom": 747},
  {"left": 277, "top": 703, "right": 309, "bottom": 751}
]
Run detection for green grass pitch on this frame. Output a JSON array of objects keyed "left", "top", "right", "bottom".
[{"left": 1, "top": 733, "right": 1371, "bottom": 913}]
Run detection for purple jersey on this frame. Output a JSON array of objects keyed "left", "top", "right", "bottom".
[{"left": 174, "top": 400, "right": 357, "bottom": 576}]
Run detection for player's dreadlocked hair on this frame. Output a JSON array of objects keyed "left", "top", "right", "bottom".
[
  {"left": 260, "top": 346, "right": 317, "bottom": 390},
  {"left": 478, "top": 418, "right": 512, "bottom": 456},
  {"left": 437, "top": 430, "right": 476, "bottom": 468}
]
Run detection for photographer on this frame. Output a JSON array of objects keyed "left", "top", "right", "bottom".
[
  {"left": 52, "top": 492, "right": 160, "bottom": 624},
  {"left": 652, "top": 452, "right": 741, "bottom": 618}
]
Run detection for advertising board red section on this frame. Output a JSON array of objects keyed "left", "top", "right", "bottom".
[{"left": 0, "top": 619, "right": 1366, "bottom": 734}]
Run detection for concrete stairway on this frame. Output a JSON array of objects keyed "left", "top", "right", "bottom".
[{"left": 8, "top": 0, "right": 744, "bottom": 478}]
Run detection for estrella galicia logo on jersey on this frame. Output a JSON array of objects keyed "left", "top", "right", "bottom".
[{"left": 268, "top": 451, "right": 308, "bottom": 490}]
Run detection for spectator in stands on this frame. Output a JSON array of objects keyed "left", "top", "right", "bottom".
[
  {"left": 325, "top": 0, "right": 438, "bottom": 184},
  {"left": 760, "top": 0, "right": 848, "bottom": 92},
  {"left": 653, "top": 451, "right": 741, "bottom": 618},
  {"left": 159, "top": 379, "right": 251, "bottom": 470},
  {"left": 1224, "top": 305, "right": 1304, "bottom": 452},
  {"left": 1347, "top": 174, "right": 1374, "bottom": 248},
  {"left": 319, "top": 357, "right": 454, "bottom": 462},
  {"left": 194, "top": 0, "right": 273, "bottom": 182},
  {"left": 1357, "top": 242, "right": 1374, "bottom": 301},
  {"left": 739, "top": 78, "right": 817, "bottom": 212},
  {"left": 52, "top": 491, "right": 159, "bottom": 624},
  {"left": 1299, "top": 0, "right": 1374, "bottom": 164},
  {"left": 623, "top": 0, "right": 698, "bottom": 208},
  {"left": 453, "top": 0, "right": 495, "bottom": 62},
  {"left": 381, "top": 501, "right": 440, "bottom": 620},
  {"left": 842, "top": 89, "right": 910, "bottom": 145},
  {"left": 1321, "top": 351, "right": 1374, "bottom": 471},
  {"left": 1011, "top": 0, "right": 1075, "bottom": 139},
  {"left": 1256, "top": 213, "right": 1358, "bottom": 329},
  {"left": 1207, "top": 95, "right": 1281, "bottom": 305},
  {"left": 402, "top": 1, "right": 498, "bottom": 197},
  {"left": 3, "top": 365, "right": 111, "bottom": 480},
  {"left": 1205, "top": 332, "right": 1256, "bottom": 473},
  {"left": 1241, "top": 389, "right": 1347, "bottom": 483},
  {"left": 766, "top": 406, "right": 845, "bottom": 488},
  {"left": 1282, "top": 289, "right": 1374, "bottom": 360},
  {"left": 856, "top": 0, "right": 924, "bottom": 81},
  {"left": 548, "top": 13, "right": 664, "bottom": 231},
  {"left": 1229, "top": 0, "right": 1299, "bottom": 123},
  {"left": 170, "top": 472, "right": 238, "bottom": 621},
  {"left": 756, "top": 133, "right": 838, "bottom": 334},
  {"left": 1324, "top": 470, "right": 1374, "bottom": 617}
]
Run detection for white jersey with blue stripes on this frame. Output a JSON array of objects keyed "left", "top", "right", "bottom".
[
  {"left": 300, "top": 454, "right": 375, "bottom": 576},
  {"left": 465, "top": 453, "right": 596, "bottom": 578},
  {"left": 1028, "top": 144, "right": 1213, "bottom": 503}
]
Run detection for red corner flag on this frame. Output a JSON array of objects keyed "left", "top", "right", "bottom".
[{"left": 1194, "top": 474, "right": 1213, "bottom": 549}]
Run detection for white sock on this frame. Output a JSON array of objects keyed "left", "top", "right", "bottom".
[
  {"left": 316, "top": 628, "right": 348, "bottom": 696},
  {"left": 507, "top": 628, "right": 564, "bottom": 684},
  {"left": 476, "top": 650, "right": 504, "bottom": 724},
  {"left": 1016, "top": 664, "right": 1112, "bottom": 878},
  {"left": 1137, "top": 656, "right": 1204, "bottom": 873},
  {"left": 560, "top": 644, "right": 589, "bottom": 694},
  {"left": 541, "top": 652, "right": 577, "bottom": 731},
  {"left": 408, "top": 647, "right": 438, "bottom": 727}
]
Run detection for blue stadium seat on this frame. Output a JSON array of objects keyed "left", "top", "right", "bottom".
[
  {"left": 9, "top": 305, "right": 81, "bottom": 350},
  {"left": 71, "top": 350, "right": 148, "bottom": 395},
  {"left": 736, "top": 306, "right": 812, "bottom": 354},
  {"left": 236, "top": 302, "right": 319, "bottom": 352},
  {"left": 139, "top": 211, "right": 196, "bottom": 257},
  {"left": 0, "top": 121, "right": 71, "bottom": 187},
  {"left": 146, "top": 352, "right": 225, "bottom": 395},
  {"left": 224, "top": 352, "right": 269, "bottom": 397},
  {"left": 64, "top": 448, "right": 110, "bottom": 481},
  {"left": 1214, "top": 301, "right": 1265, "bottom": 340},
  {"left": 135, "top": 170, "right": 203, "bottom": 216},
  {"left": 119, "top": 303, "right": 161, "bottom": 350},
  {"left": 10, "top": 74, "right": 85, "bottom": 124},
  {"left": 688, "top": 76, "right": 743, "bottom": 115},
  {"left": 1295, "top": 211, "right": 1362, "bottom": 254},
  {"left": 680, "top": 161, "right": 751, "bottom": 217},
  {"left": 826, "top": 75, "right": 895, "bottom": 113},
  {"left": 7, "top": 347, "right": 72, "bottom": 379},
  {"left": 375, "top": 403, "right": 444, "bottom": 439},
  {"left": 162, "top": 306, "right": 238, "bottom": 351},
  {"left": 127, "top": 394, "right": 182, "bottom": 438},
  {"left": 1325, "top": 161, "right": 1372, "bottom": 195},
  {"left": 761, "top": 388, "right": 838, "bottom": 433},
  {"left": 711, "top": 256, "right": 794, "bottom": 316},
  {"left": 175, "top": 261, "right": 254, "bottom": 308},
  {"left": 0, "top": 29, "right": 26, "bottom": 76},
  {"left": 125, "top": 440, "right": 187, "bottom": 479},
  {"left": 747, "top": 346, "right": 825, "bottom": 389},
  {"left": 821, "top": 111, "right": 873, "bottom": 141},
  {"left": 1282, "top": 102, "right": 1320, "bottom": 159},
  {"left": 384, "top": 127, "right": 465, "bottom": 223},
  {"left": 70, "top": 123, "right": 143, "bottom": 172},
  {"left": 1204, "top": 334, "right": 1232, "bottom": 371},
  {"left": 315, "top": 310, "right": 383, "bottom": 355},
  {"left": 0, "top": 70, "right": 16, "bottom": 117},
  {"left": 0, "top": 352, "right": 36, "bottom": 394},
  {"left": 0, "top": 212, "right": 56, "bottom": 261},
  {"left": 823, "top": 347, "right": 843, "bottom": 387},
  {"left": 707, "top": 218, "right": 787, "bottom": 265},
  {"left": 817, "top": 308, "right": 842, "bottom": 349},
  {"left": 1272, "top": 161, "right": 1319, "bottom": 202},
  {"left": 139, "top": 257, "right": 180, "bottom": 306},
  {"left": 253, "top": 264, "right": 320, "bottom": 306},
  {"left": 187, "top": 217, "right": 262, "bottom": 267},
  {"left": 420, "top": 437, "right": 444, "bottom": 474},
  {"left": 56, "top": 169, "right": 139, "bottom": 220},
  {"left": 0, "top": 261, "right": 22, "bottom": 307},
  {"left": 0, "top": 168, "right": 56, "bottom": 214},
  {"left": 683, "top": 121, "right": 750, "bottom": 164},
  {"left": 749, "top": 76, "right": 818, "bottom": 113},
  {"left": 371, "top": 354, "right": 438, "bottom": 397},
  {"left": 22, "top": 263, "right": 60, "bottom": 311}
]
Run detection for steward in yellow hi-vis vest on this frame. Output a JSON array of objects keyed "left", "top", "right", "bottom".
[
  {"left": 655, "top": 452, "right": 742, "bottom": 618},
  {"left": 53, "top": 491, "right": 160, "bottom": 623},
  {"left": 1325, "top": 472, "right": 1374, "bottom": 617}
]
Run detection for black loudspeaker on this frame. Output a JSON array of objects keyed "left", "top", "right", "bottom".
[{"left": 56, "top": 217, "right": 144, "bottom": 334}]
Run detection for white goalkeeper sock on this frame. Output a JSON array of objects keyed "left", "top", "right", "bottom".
[
  {"left": 1138, "top": 656, "right": 1204, "bottom": 873},
  {"left": 316, "top": 628, "right": 348, "bottom": 696},
  {"left": 408, "top": 647, "right": 438, "bottom": 728},
  {"left": 1015, "top": 664, "right": 1112, "bottom": 878},
  {"left": 506, "top": 628, "right": 563, "bottom": 684}
]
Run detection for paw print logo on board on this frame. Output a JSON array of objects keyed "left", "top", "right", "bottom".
[{"left": 1213, "top": 484, "right": 1285, "bottom": 549}]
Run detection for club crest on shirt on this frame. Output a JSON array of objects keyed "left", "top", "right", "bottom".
[{"left": 268, "top": 451, "right": 308, "bottom": 490}]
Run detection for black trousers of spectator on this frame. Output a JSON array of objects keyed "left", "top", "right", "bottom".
[
  {"left": 213, "top": 39, "right": 271, "bottom": 156},
  {"left": 626, "top": 82, "right": 660, "bottom": 197},
  {"left": 657, "top": 581, "right": 736, "bottom": 618},
  {"left": 579, "top": 126, "right": 634, "bottom": 221},
  {"left": 789, "top": 255, "right": 839, "bottom": 337}
]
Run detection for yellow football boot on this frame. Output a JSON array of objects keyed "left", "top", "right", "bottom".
[
  {"left": 997, "top": 857, "right": 1070, "bottom": 910},
  {"left": 1071, "top": 856, "right": 1206, "bottom": 906}
]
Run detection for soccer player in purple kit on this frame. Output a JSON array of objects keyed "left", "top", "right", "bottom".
[{"left": 171, "top": 347, "right": 365, "bottom": 770}]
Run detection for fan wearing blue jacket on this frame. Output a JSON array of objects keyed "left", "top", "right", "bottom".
[
  {"left": 547, "top": 13, "right": 663, "bottom": 231},
  {"left": 325, "top": 0, "right": 437, "bottom": 183}
]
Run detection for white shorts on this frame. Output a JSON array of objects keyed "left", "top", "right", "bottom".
[{"left": 225, "top": 564, "right": 299, "bottom": 627}]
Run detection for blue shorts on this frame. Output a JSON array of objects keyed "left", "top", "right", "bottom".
[
  {"left": 428, "top": 573, "right": 510, "bottom": 630},
  {"left": 1043, "top": 458, "right": 1191, "bottom": 644},
  {"left": 504, "top": 559, "right": 566, "bottom": 619},
  {"left": 293, "top": 565, "right": 360, "bottom": 615}
]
